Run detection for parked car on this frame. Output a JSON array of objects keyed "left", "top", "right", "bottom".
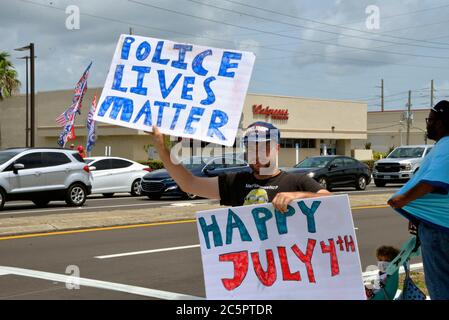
[
  {"left": 140, "top": 155, "right": 251, "bottom": 200},
  {"left": 85, "top": 157, "right": 151, "bottom": 197},
  {"left": 284, "top": 155, "right": 372, "bottom": 191},
  {"left": 0, "top": 148, "right": 92, "bottom": 210},
  {"left": 372, "top": 145, "right": 433, "bottom": 187}
]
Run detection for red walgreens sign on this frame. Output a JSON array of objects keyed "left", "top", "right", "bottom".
[{"left": 252, "top": 104, "right": 289, "bottom": 120}]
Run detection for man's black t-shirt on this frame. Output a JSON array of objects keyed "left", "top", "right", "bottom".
[{"left": 218, "top": 170, "right": 323, "bottom": 207}]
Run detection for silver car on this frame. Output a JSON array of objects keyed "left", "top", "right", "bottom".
[{"left": 0, "top": 148, "right": 92, "bottom": 210}]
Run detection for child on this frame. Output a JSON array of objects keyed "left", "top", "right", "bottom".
[{"left": 366, "top": 245, "right": 400, "bottom": 299}]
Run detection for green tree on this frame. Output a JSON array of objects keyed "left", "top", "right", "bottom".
[{"left": 0, "top": 51, "right": 21, "bottom": 100}]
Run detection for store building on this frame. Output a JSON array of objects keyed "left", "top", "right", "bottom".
[
  {"left": 0, "top": 88, "right": 368, "bottom": 166},
  {"left": 352, "top": 109, "right": 432, "bottom": 153}
]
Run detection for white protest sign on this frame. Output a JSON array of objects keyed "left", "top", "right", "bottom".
[
  {"left": 93, "top": 34, "right": 255, "bottom": 146},
  {"left": 196, "top": 194, "right": 366, "bottom": 300}
]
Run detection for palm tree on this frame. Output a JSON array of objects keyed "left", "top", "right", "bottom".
[{"left": 0, "top": 51, "right": 21, "bottom": 100}]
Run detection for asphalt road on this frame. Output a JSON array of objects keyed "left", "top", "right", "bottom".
[
  {"left": 0, "top": 206, "right": 416, "bottom": 300},
  {"left": 0, "top": 183, "right": 402, "bottom": 218}
]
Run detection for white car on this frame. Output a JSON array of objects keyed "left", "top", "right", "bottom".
[{"left": 85, "top": 157, "right": 151, "bottom": 197}]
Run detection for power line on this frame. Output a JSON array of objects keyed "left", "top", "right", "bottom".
[
  {"left": 215, "top": 0, "right": 449, "bottom": 47},
  {"left": 184, "top": 0, "right": 449, "bottom": 50},
  {"left": 19, "top": 0, "right": 449, "bottom": 72},
  {"left": 127, "top": 0, "right": 449, "bottom": 61},
  {"left": 340, "top": 3, "right": 449, "bottom": 26}
]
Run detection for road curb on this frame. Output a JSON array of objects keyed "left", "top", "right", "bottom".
[{"left": 0, "top": 193, "right": 395, "bottom": 238}]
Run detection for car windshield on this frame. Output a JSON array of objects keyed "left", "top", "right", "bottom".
[
  {"left": 0, "top": 150, "right": 21, "bottom": 165},
  {"left": 84, "top": 159, "right": 94, "bottom": 164},
  {"left": 294, "top": 157, "right": 332, "bottom": 168},
  {"left": 180, "top": 156, "right": 209, "bottom": 170},
  {"left": 387, "top": 147, "right": 424, "bottom": 159}
]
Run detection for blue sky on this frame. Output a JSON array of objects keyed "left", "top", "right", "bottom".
[{"left": 2, "top": 0, "right": 449, "bottom": 111}]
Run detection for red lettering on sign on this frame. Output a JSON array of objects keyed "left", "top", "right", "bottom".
[
  {"left": 251, "top": 250, "right": 277, "bottom": 287},
  {"left": 336, "top": 236, "right": 345, "bottom": 252},
  {"left": 344, "top": 235, "right": 355, "bottom": 252},
  {"left": 252, "top": 104, "right": 289, "bottom": 120},
  {"left": 277, "top": 246, "right": 301, "bottom": 281},
  {"left": 320, "top": 239, "right": 340, "bottom": 277},
  {"left": 219, "top": 251, "right": 249, "bottom": 291},
  {"left": 291, "top": 239, "right": 317, "bottom": 283}
]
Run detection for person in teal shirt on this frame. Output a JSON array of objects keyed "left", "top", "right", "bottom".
[{"left": 389, "top": 100, "right": 449, "bottom": 300}]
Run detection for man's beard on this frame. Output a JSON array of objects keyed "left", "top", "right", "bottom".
[{"left": 426, "top": 127, "right": 437, "bottom": 141}]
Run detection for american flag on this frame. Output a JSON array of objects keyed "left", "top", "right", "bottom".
[
  {"left": 57, "top": 114, "right": 76, "bottom": 147},
  {"left": 86, "top": 95, "right": 97, "bottom": 153},
  {"left": 55, "top": 62, "right": 92, "bottom": 127}
]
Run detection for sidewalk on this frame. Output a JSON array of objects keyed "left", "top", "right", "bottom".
[{"left": 0, "top": 193, "right": 393, "bottom": 237}]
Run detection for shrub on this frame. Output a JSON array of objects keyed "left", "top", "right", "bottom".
[
  {"left": 373, "top": 151, "right": 388, "bottom": 161},
  {"left": 362, "top": 160, "right": 375, "bottom": 171},
  {"left": 137, "top": 160, "right": 164, "bottom": 170}
]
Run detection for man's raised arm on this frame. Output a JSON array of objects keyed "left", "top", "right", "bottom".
[{"left": 148, "top": 126, "right": 220, "bottom": 200}]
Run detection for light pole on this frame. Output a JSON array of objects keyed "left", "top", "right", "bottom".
[
  {"left": 15, "top": 43, "right": 35, "bottom": 147},
  {"left": 17, "top": 56, "right": 29, "bottom": 147},
  {"left": 412, "top": 127, "right": 428, "bottom": 145}
]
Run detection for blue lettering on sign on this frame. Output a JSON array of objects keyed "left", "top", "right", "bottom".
[
  {"left": 207, "top": 110, "right": 228, "bottom": 141},
  {"left": 200, "top": 76, "right": 216, "bottom": 105},
  {"left": 218, "top": 51, "right": 242, "bottom": 78},
  {"left": 130, "top": 66, "right": 151, "bottom": 96},
  {"left": 199, "top": 215, "right": 223, "bottom": 249},
  {"left": 112, "top": 65, "right": 127, "bottom": 92},
  {"left": 171, "top": 44, "right": 193, "bottom": 70},
  {"left": 158, "top": 70, "right": 182, "bottom": 99},
  {"left": 98, "top": 96, "right": 133, "bottom": 122},
  {"left": 297, "top": 200, "right": 321, "bottom": 234},
  {"left": 136, "top": 41, "right": 151, "bottom": 61},
  {"left": 181, "top": 77, "right": 195, "bottom": 101},
  {"left": 184, "top": 107, "right": 205, "bottom": 135},
  {"left": 226, "top": 209, "right": 252, "bottom": 245},
  {"left": 192, "top": 49, "right": 212, "bottom": 76},
  {"left": 133, "top": 100, "right": 152, "bottom": 126},
  {"left": 154, "top": 101, "right": 170, "bottom": 127},
  {"left": 251, "top": 207, "right": 273, "bottom": 241},
  {"left": 170, "top": 103, "right": 186, "bottom": 130},
  {"left": 274, "top": 205, "right": 296, "bottom": 235},
  {"left": 152, "top": 41, "right": 169, "bottom": 65},
  {"left": 120, "top": 36, "right": 135, "bottom": 60}
]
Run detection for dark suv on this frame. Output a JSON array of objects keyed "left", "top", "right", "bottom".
[{"left": 140, "top": 155, "right": 251, "bottom": 200}]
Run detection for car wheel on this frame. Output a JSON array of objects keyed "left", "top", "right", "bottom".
[
  {"left": 355, "top": 175, "right": 367, "bottom": 190},
  {"left": 147, "top": 194, "right": 161, "bottom": 200},
  {"left": 318, "top": 177, "right": 331, "bottom": 191},
  {"left": 32, "top": 199, "right": 51, "bottom": 207},
  {"left": 66, "top": 183, "right": 87, "bottom": 207},
  {"left": 102, "top": 193, "right": 115, "bottom": 198},
  {"left": 0, "top": 188, "right": 5, "bottom": 211},
  {"left": 374, "top": 180, "right": 386, "bottom": 187},
  {"left": 130, "top": 179, "right": 141, "bottom": 197}
]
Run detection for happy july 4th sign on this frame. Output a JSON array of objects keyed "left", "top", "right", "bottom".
[{"left": 196, "top": 194, "right": 366, "bottom": 300}]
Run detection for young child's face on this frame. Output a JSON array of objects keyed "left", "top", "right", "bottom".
[{"left": 377, "top": 255, "right": 391, "bottom": 273}]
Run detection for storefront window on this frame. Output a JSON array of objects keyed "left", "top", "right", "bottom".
[{"left": 279, "top": 139, "right": 316, "bottom": 149}]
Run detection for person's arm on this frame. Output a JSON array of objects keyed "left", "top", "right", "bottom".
[
  {"left": 272, "top": 189, "right": 332, "bottom": 213},
  {"left": 148, "top": 126, "right": 220, "bottom": 200},
  {"left": 388, "top": 182, "right": 436, "bottom": 209}
]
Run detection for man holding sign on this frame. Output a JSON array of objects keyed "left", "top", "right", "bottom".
[
  {"left": 95, "top": 34, "right": 329, "bottom": 209},
  {"left": 149, "top": 121, "right": 331, "bottom": 212}
]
